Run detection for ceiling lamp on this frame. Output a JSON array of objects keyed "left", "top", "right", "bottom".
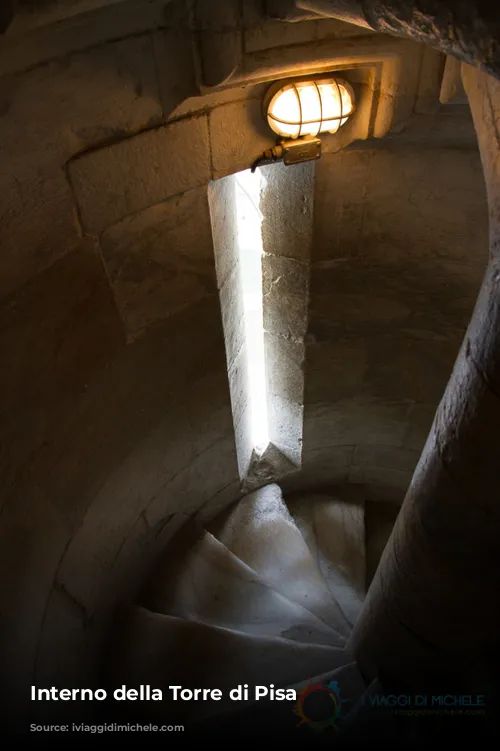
[{"left": 265, "top": 78, "right": 355, "bottom": 139}]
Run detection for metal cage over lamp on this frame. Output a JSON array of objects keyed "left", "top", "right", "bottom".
[{"left": 265, "top": 78, "right": 355, "bottom": 139}]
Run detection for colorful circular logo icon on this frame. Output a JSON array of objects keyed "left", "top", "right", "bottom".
[{"left": 294, "top": 679, "right": 346, "bottom": 733}]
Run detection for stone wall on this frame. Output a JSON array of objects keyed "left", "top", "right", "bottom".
[
  {"left": 288, "top": 130, "right": 489, "bottom": 501},
  {"left": 0, "top": 0, "right": 490, "bottom": 731}
]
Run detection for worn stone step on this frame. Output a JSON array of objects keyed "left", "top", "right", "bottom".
[
  {"left": 108, "top": 604, "right": 349, "bottom": 724},
  {"left": 208, "top": 483, "right": 351, "bottom": 636},
  {"left": 286, "top": 488, "right": 366, "bottom": 627},
  {"left": 142, "top": 526, "right": 346, "bottom": 647}
]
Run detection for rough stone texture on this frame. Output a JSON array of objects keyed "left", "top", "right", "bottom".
[
  {"left": 209, "top": 483, "right": 352, "bottom": 635},
  {"left": 0, "top": 35, "right": 162, "bottom": 297},
  {"left": 152, "top": 28, "right": 198, "bottom": 119},
  {"left": 1, "top": 282, "right": 238, "bottom": 730},
  {"left": 209, "top": 97, "right": 276, "bottom": 180},
  {"left": 440, "top": 55, "right": 468, "bottom": 104},
  {"left": 259, "top": 162, "right": 315, "bottom": 470},
  {"left": 260, "top": 161, "right": 315, "bottom": 263},
  {"left": 302, "top": 136, "right": 488, "bottom": 498},
  {"left": 245, "top": 18, "right": 317, "bottom": 53},
  {"left": 263, "top": 256, "right": 309, "bottom": 338},
  {"left": 0, "top": 1, "right": 168, "bottom": 75},
  {"left": 208, "top": 174, "right": 253, "bottom": 479},
  {"left": 68, "top": 116, "right": 211, "bottom": 234},
  {"left": 296, "top": 0, "right": 500, "bottom": 79},
  {"left": 207, "top": 175, "right": 239, "bottom": 286},
  {"left": 0, "top": 247, "right": 124, "bottom": 426},
  {"left": 267, "top": 396, "right": 304, "bottom": 466},
  {"left": 364, "top": 500, "right": 399, "bottom": 586},
  {"left": 265, "top": 333, "right": 304, "bottom": 403},
  {"left": 286, "top": 491, "right": 366, "bottom": 625},
  {"left": 143, "top": 525, "right": 345, "bottom": 645},
  {"left": 170, "top": 81, "right": 268, "bottom": 121},
  {"left": 100, "top": 187, "right": 216, "bottom": 341},
  {"left": 109, "top": 604, "right": 348, "bottom": 724},
  {"left": 192, "top": 0, "right": 243, "bottom": 88},
  {"left": 415, "top": 46, "right": 446, "bottom": 113},
  {"left": 217, "top": 264, "right": 245, "bottom": 366}
]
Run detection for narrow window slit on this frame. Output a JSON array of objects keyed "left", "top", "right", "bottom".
[
  {"left": 209, "top": 162, "right": 314, "bottom": 488},
  {"left": 234, "top": 170, "right": 269, "bottom": 456}
]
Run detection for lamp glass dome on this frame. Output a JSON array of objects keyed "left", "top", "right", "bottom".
[{"left": 266, "top": 78, "right": 355, "bottom": 139}]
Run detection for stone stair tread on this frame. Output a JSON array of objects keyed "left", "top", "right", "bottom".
[
  {"left": 142, "top": 526, "right": 346, "bottom": 648},
  {"left": 109, "top": 604, "right": 349, "bottom": 724},
  {"left": 207, "top": 484, "right": 351, "bottom": 636},
  {"left": 286, "top": 490, "right": 366, "bottom": 627}
]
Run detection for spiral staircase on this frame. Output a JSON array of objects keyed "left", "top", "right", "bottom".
[{"left": 107, "top": 483, "right": 403, "bottom": 740}]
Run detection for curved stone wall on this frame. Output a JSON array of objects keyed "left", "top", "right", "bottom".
[{"left": 0, "top": 0, "right": 491, "bottom": 730}]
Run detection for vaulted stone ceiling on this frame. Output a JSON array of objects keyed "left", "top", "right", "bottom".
[{"left": 0, "top": 0, "right": 489, "bottom": 729}]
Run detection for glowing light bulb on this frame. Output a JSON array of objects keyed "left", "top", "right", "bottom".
[{"left": 266, "top": 78, "right": 355, "bottom": 139}]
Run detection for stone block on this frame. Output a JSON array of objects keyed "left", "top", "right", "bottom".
[
  {"left": 280, "top": 445, "right": 353, "bottom": 494},
  {"left": 0, "top": 33, "right": 164, "bottom": 294},
  {"left": 218, "top": 263, "right": 246, "bottom": 367},
  {"left": 244, "top": 19, "right": 316, "bottom": 53},
  {"left": 361, "top": 334, "right": 458, "bottom": 404},
  {"left": 68, "top": 116, "right": 211, "bottom": 234},
  {"left": 268, "top": 394, "right": 303, "bottom": 466},
  {"left": 353, "top": 444, "right": 420, "bottom": 473},
  {"left": 210, "top": 98, "right": 275, "bottom": 179},
  {"left": 193, "top": 0, "right": 242, "bottom": 87},
  {"left": 303, "top": 399, "right": 411, "bottom": 451},
  {"left": 0, "top": 2, "right": 169, "bottom": 75},
  {"left": 100, "top": 187, "right": 216, "bottom": 341},
  {"left": 315, "top": 18, "right": 376, "bottom": 40},
  {"left": 313, "top": 150, "right": 371, "bottom": 262},
  {"left": 103, "top": 512, "right": 189, "bottom": 611},
  {"left": 304, "top": 340, "right": 367, "bottom": 403},
  {"left": 170, "top": 82, "right": 267, "bottom": 121},
  {"left": 207, "top": 174, "right": 239, "bottom": 288},
  {"left": 228, "top": 345, "right": 250, "bottom": 430},
  {"left": 241, "top": 0, "right": 263, "bottom": 27},
  {"left": 194, "top": 0, "right": 239, "bottom": 28},
  {"left": 0, "top": 178, "right": 83, "bottom": 300},
  {"left": 30, "top": 298, "right": 227, "bottom": 531},
  {"left": 263, "top": 256, "right": 309, "bottom": 339},
  {"left": 234, "top": 403, "right": 255, "bottom": 479},
  {"left": 260, "top": 161, "right": 315, "bottom": 263},
  {"left": 195, "top": 481, "right": 242, "bottom": 524},
  {"left": 0, "top": 35, "right": 162, "bottom": 161},
  {"left": 184, "top": 368, "right": 236, "bottom": 457},
  {"left": 145, "top": 436, "right": 239, "bottom": 526},
  {"left": 349, "top": 464, "right": 412, "bottom": 499},
  {"left": 0, "top": 246, "right": 124, "bottom": 421},
  {"left": 53, "top": 393, "right": 196, "bottom": 573},
  {"left": 415, "top": 46, "right": 445, "bottom": 112},
  {"left": 361, "top": 149, "right": 488, "bottom": 264},
  {"left": 153, "top": 27, "right": 199, "bottom": 119},
  {"left": 265, "top": 332, "right": 304, "bottom": 404}
]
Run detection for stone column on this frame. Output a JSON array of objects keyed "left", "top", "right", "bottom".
[{"left": 347, "top": 65, "right": 500, "bottom": 690}]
